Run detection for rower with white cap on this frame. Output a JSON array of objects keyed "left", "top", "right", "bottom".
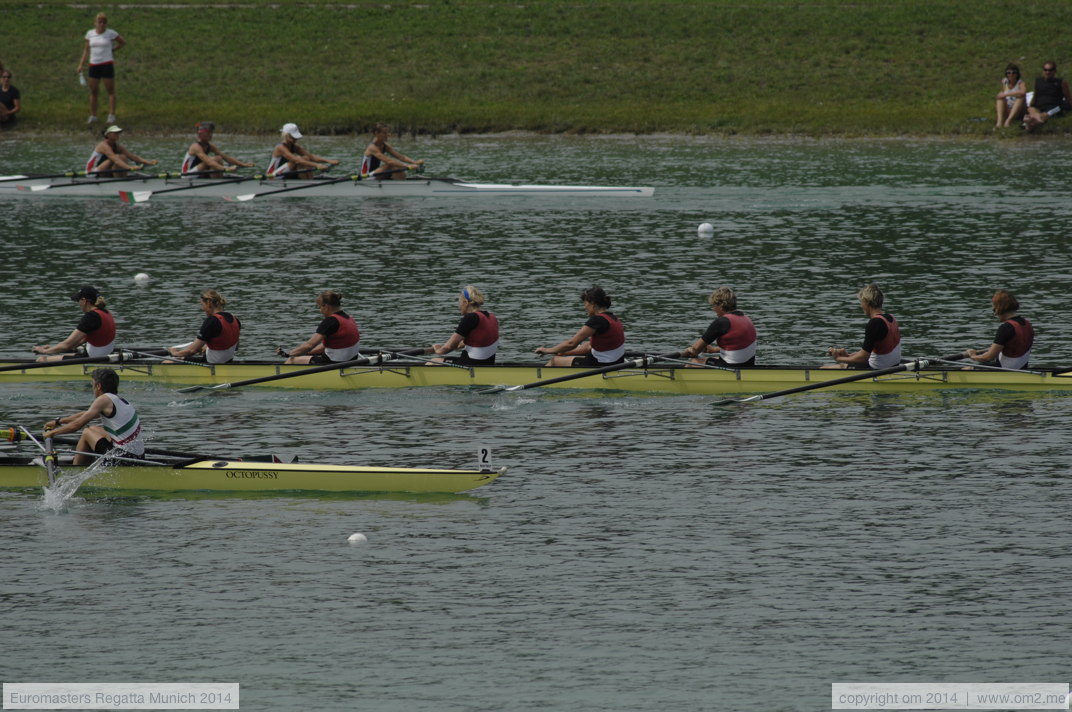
[
  {"left": 267, "top": 122, "right": 339, "bottom": 179},
  {"left": 85, "top": 124, "right": 157, "bottom": 177}
]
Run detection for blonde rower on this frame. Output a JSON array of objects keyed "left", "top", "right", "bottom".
[
  {"left": 825, "top": 283, "right": 902, "bottom": 369},
  {"left": 680, "top": 287, "right": 757, "bottom": 367},
  {"left": 429, "top": 285, "right": 499, "bottom": 365},
  {"left": 168, "top": 289, "right": 241, "bottom": 364}
]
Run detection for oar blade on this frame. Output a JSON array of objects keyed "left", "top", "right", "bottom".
[
  {"left": 118, "top": 190, "right": 152, "bottom": 204},
  {"left": 223, "top": 193, "right": 258, "bottom": 202}
]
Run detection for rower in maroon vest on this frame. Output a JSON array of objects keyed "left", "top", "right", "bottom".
[
  {"left": 278, "top": 290, "right": 361, "bottom": 364},
  {"left": 963, "top": 289, "right": 1034, "bottom": 370},
  {"left": 168, "top": 289, "right": 241, "bottom": 364},
  {"left": 429, "top": 285, "right": 500, "bottom": 365},
  {"left": 681, "top": 286, "right": 757, "bottom": 367},
  {"left": 31, "top": 284, "right": 117, "bottom": 361},
  {"left": 536, "top": 285, "right": 626, "bottom": 367},
  {"left": 826, "top": 283, "right": 902, "bottom": 369}
]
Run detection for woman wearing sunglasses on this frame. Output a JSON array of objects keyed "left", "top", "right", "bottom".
[{"left": 995, "top": 63, "right": 1026, "bottom": 128}]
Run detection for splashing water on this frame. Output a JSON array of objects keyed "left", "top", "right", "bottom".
[{"left": 38, "top": 458, "right": 114, "bottom": 512}]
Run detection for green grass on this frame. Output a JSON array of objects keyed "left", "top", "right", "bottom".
[{"left": 3, "top": 0, "right": 1072, "bottom": 136}]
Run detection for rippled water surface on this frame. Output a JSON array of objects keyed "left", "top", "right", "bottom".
[{"left": 1, "top": 135, "right": 1070, "bottom": 711}]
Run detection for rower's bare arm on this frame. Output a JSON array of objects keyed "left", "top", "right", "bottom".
[
  {"left": 433, "top": 333, "right": 465, "bottom": 354},
  {"left": 309, "top": 152, "right": 339, "bottom": 166},
  {"left": 45, "top": 395, "right": 108, "bottom": 437},
  {"left": 170, "top": 338, "right": 206, "bottom": 359},
  {"left": 32, "top": 328, "right": 87, "bottom": 355},
  {"left": 387, "top": 145, "right": 422, "bottom": 166},
  {"left": 965, "top": 343, "right": 1001, "bottom": 362},
  {"left": 287, "top": 333, "right": 325, "bottom": 357},
  {"left": 536, "top": 326, "right": 594, "bottom": 355},
  {"left": 77, "top": 40, "right": 89, "bottom": 73},
  {"left": 219, "top": 151, "right": 253, "bottom": 168}
]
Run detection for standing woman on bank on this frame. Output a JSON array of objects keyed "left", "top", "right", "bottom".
[
  {"left": 76, "top": 12, "right": 125, "bottom": 125},
  {"left": 535, "top": 286, "right": 625, "bottom": 367},
  {"left": 168, "top": 289, "right": 241, "bottom": 364},
  {"left": 0, "top": 69, "right": 21, "bottom": 126},
  {"left": 277, "top": 290, "right": 361, "bottom": 365},
  {"left": 429, "top": 285, "right": 499, "bottom": 365}
]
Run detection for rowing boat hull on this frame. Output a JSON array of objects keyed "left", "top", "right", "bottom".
[
  {"left": 2, "top": 359, "right": 1070, "bottom": 394},
  {"left": 0, "top": 459, "right": 505, "bottom": 493},
  {"left": 0, "top": 175, "right": 654, "bottom": 199}
]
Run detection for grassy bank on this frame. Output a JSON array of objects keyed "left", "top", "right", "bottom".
[{"left": 3, "top": 0, "right": 1072, "bottom": 136}]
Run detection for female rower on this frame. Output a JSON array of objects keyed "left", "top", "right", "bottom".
[
  {"left": 535, "top": 286, "right": 625, "bottom": 367},
  {"left": 429, "top": 285, "right": 499, "bottom": 365},
  {"left": 86, "top": 124, "right": 157, "bottom": 176},
  {"left": 267, "top": 123, "right": 338, "bottom": 179},
  {"left": 31, "top": 285, "right": 116, "bottom": 362},
  {"left": 168, "top": 289, "right": 241, "bottom": 364},
  {"left": 681, "top": 286, "right": 757, "bottom": 367},
  {"left": 277, "top": 290, "right": 361, "bottom": 365},
  {"left": 825, "top": 283, "right": 901, "bottom": 369},
  {"left": 361, "top": 123, "right": 423, "bottom": 179},
  {"left": 963, "top": 289, "right": 1034, "bottom": 369},
  {"left": 182, "top": 121, "right": 253, "bottom": 177}
]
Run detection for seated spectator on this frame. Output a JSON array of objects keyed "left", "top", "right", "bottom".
[
  {"left": 1023, "top": 61, "right": 1072, "bottom": 131},
  {"left": 0, "top": 69, "right": 20, "bottom": 126},
  {"left": 995, "top": 63, "right": 1026, "bottom": 128}
]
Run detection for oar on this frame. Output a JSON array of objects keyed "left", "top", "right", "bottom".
[
  {"left": 0, "top": 170, "right": 90, "bottom": 183},
  {"left": 118, "top": 174, "right": 262, "bottom": 203},
  {"left": 12, "top": 425, "right": 57, "bottom": 485},
  {"left": 36, "top": 431, "right": 216, "bottom": 461},
  {"left": 176, "top": 348, "right": 426, "bottom": 393},
  {"left": 0, "top": 352, "right": 123, "bottom": 373},
  {"left": 18, "top": 172, "right": 153, "bottom": 192},
  {"left": 223, "top": 168, "right": 409, "bottom": 202},
  {"left": 480, "top": 352, "right": 683, "bottom": 394},
  {"left": 43, "top": 434, "right": 59, "bottom": 486},
  {"left": 713, "top": 354, "right": 968, "bottom": 406}
]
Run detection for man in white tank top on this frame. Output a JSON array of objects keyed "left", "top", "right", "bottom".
[{"left": 42, "top": 368, "right": 145, "bottom": 465}]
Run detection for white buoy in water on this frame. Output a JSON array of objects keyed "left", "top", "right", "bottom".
[
  {"left": 698, "top": 222, "right": 715, "bottom": 236},
  {"left": 134, "top": 272, "right": 151, "bottom": 285},
  {"left": 347, "top": 532, "right": 368, "bottom": 544}
]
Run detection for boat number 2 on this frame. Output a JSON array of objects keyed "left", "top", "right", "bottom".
[{"left": 477, "top": 446, "right": 493, "bottom": 470}]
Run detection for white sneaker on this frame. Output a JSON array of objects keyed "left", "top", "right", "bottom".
[
  {"left": 87, "top": 115, "right": 98, "bottom": 125},
  {"left": 106, "top": 114, "right": 116, "bottom": 123}
]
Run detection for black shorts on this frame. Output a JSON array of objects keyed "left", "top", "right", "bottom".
[
  {"left": 95, "top": 441, "right": 145, "bottom": 463},
  {"left": 88, "top": 63, "right": 115, "bottom": 80},
  {"left": 309, "top": 353, "right": 346, "bottom": 365},
  {"left": 706, "top": 355, "right": 755, "bottom": 368},
  {"left": 444, "top": 353, "right": 495, "bottom": 366}
]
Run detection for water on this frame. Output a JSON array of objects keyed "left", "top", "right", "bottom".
[{"left": 1, "top": 135, "right": 1070, "bottom": 711}]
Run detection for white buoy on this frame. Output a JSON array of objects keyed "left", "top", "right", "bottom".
[
  {"left": 134, "top": 272, "right": 151, "bottom": 285},
  {"left": 698, "top": 222, "right": 714, "bottom": 236},
  {"left": 347, "top": 532, "right": 368, "bottom": 544}
]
